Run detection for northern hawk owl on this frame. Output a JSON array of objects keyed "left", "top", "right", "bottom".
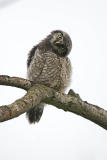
[{"left": 26, "top": 30, "right": 72, "bottom": 124}]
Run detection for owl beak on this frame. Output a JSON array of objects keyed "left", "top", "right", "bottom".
[
  {"left": 55, "top": 41, "right": 61, "bottom": 44},
  {"left": 55, "top": 39, "right": 63, "bottom": 45}
]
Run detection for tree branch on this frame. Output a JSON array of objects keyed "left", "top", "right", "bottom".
[
  {"left": 0, "top": 75, "right": 32, "bottom": 90},
  {"left": 0, "top": 75, "right": 107, "bottom": 130}
]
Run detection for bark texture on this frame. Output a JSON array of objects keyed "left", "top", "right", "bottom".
[{"left": 0, "top": 75, "right": 107, "bottom": 130}]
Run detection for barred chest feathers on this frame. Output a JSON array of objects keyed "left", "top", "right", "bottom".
[{"left": 27, "top": 50, "right": 71, "bottom": 92}]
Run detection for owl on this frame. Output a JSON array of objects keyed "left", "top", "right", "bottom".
[{"left": 26, "top": 30, "right": 72, "bottom": 124}]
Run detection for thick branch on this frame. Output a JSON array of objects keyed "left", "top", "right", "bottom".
[
  {"left": 0, "top": 84, "right": 53, "bottom": 121},
  {"left": 44, "top": 90, "right": 107, "bottom": 130},
  {"left": 0, "top": 75, "right": 107, "bottom": 130}
]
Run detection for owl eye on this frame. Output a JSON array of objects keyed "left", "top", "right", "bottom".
[{"left": 57, "top": 35, "right": 62, "bottom": 39}]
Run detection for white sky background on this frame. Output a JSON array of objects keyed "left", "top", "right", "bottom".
[{"left": 0, "top": 0, "right": 107, "bottom": 159}]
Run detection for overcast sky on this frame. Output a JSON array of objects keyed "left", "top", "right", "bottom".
[{"left": 0, "top": 0, "right": 107, "bottom": 160}]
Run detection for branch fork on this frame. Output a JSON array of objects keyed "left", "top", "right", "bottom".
[{"left": 0, "top": 75, "right": 107, "bottom": 130}]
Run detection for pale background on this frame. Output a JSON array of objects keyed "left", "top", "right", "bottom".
[{"left": 0, "top": 0, "right": 107, "bottom": 160}]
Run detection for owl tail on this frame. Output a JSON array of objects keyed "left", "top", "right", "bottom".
[{"left": 26, "top": 103, "right": 44, "bottom": 124}]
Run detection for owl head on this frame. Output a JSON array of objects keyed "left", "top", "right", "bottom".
[{"left": 50, "top": 30, "right": 72, "bottom": 57}]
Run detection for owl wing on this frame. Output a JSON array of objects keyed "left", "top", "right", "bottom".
[
  {"left": 27, "top": 48, "right": 46, "bottom": 81},
  {"left": 27, "top": 45, "right": 38, "bottom": 68}
]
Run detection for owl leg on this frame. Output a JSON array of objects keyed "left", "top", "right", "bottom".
[{"left": 26, "top": 103, "right": 44, "bottom": 124}]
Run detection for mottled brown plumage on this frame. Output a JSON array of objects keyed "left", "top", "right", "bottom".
[{"left": 26, "top": 30, "right": 72, "bottom": 124}]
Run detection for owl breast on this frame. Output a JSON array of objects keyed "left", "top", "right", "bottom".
[{"left": 28, "top": 51, "right": 71, "bottom": 92}]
